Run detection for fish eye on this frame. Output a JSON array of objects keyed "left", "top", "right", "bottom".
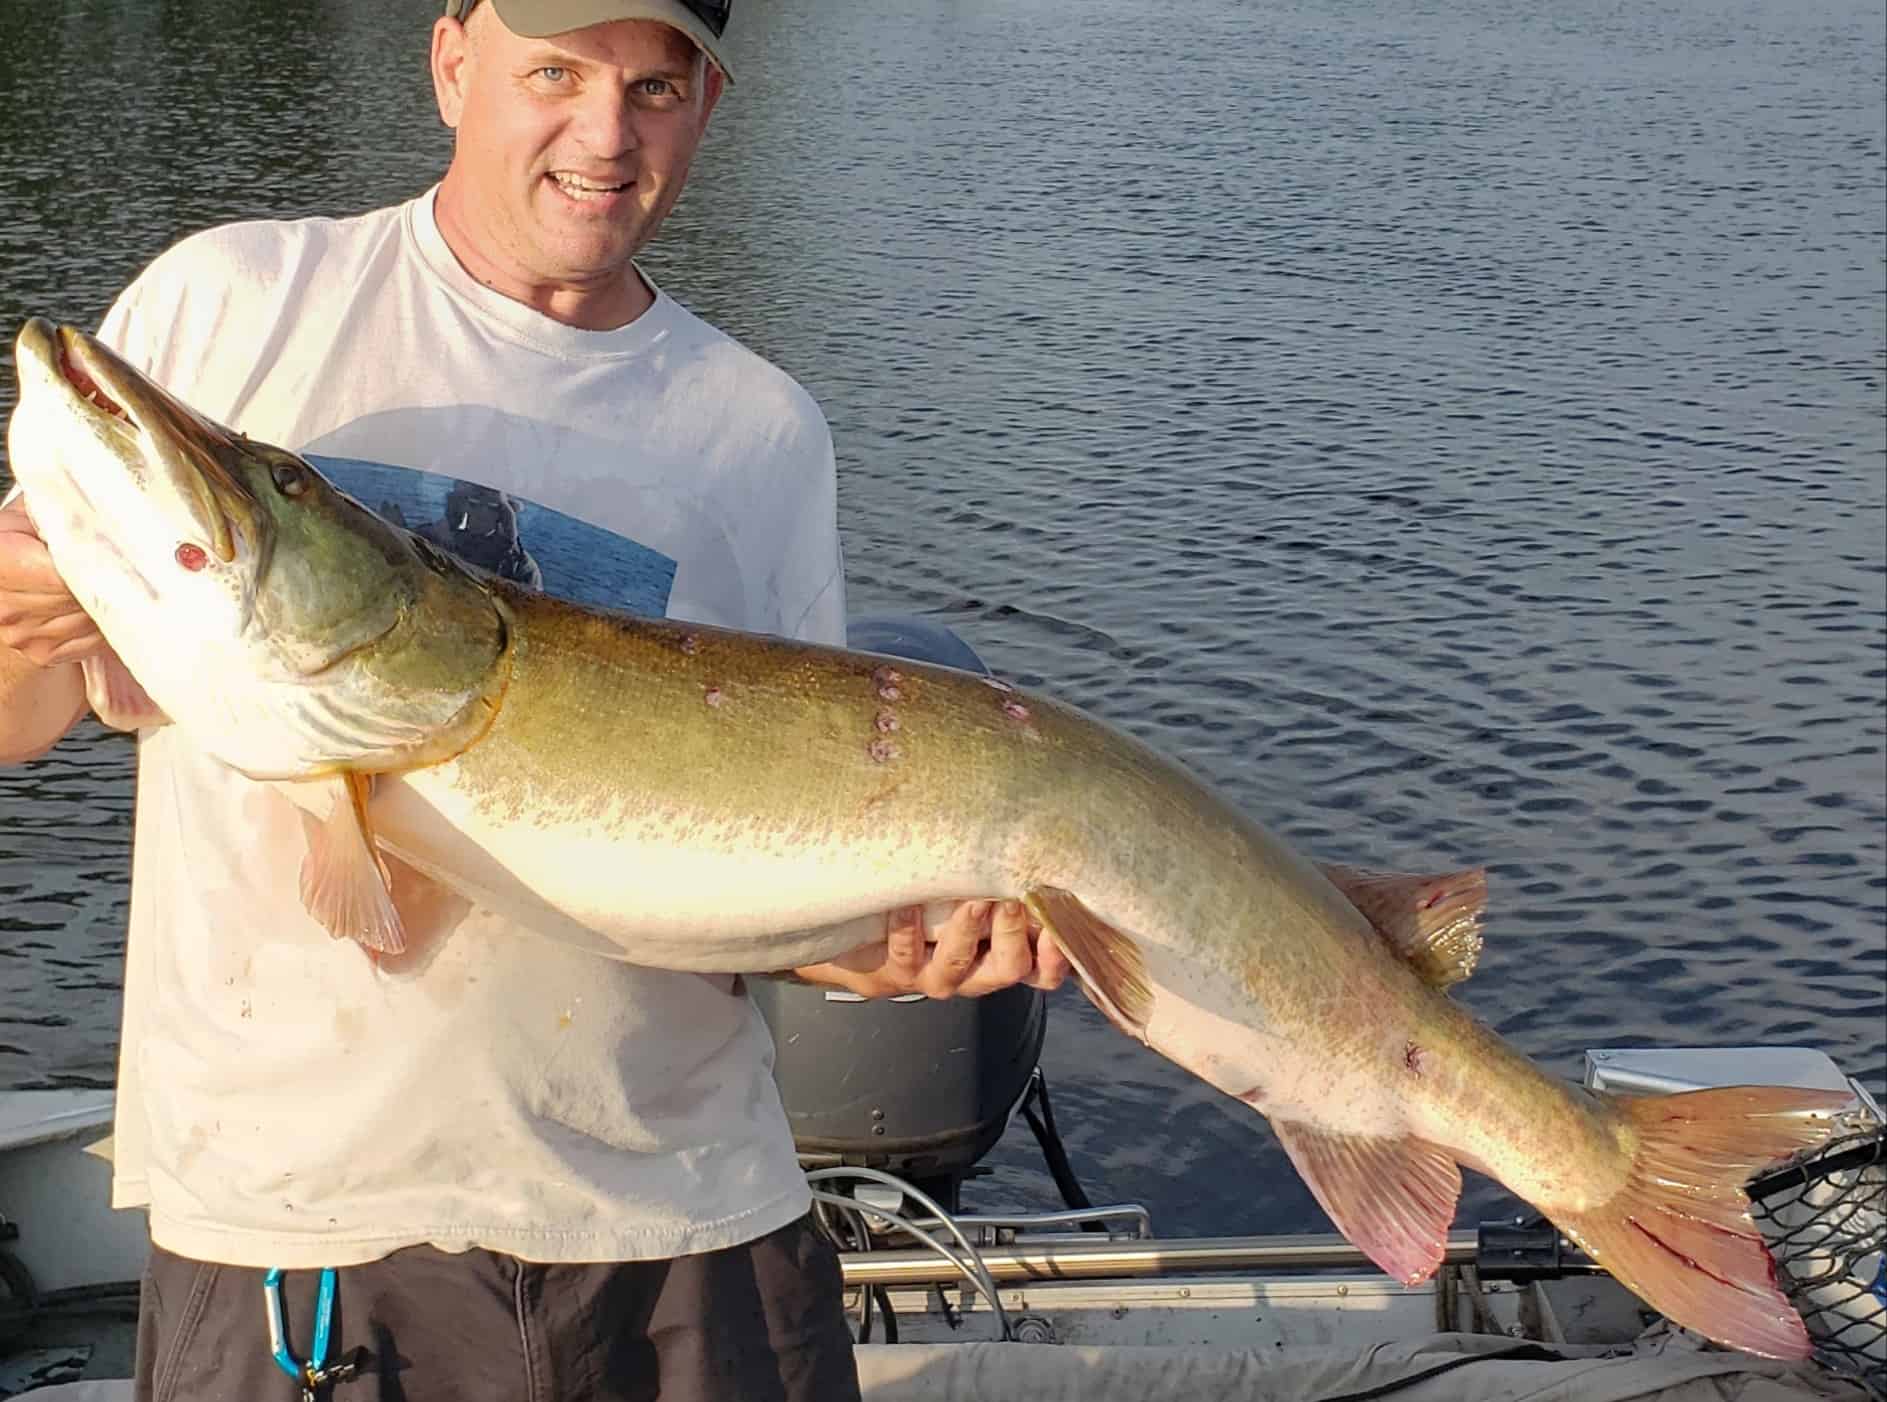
[
  {"left": 270, "top": 460, "right": 310, "bottom": 497},
  {"left": 175, "top": 543, "right": 209, "bottom": 572}
]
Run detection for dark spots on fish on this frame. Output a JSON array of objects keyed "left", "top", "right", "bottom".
[
  {"left": 872, "top": 665, "right": 904, "bottom": 703},
  {"left": 679, "top": 633, "right": 700, "bottom": 656},
  {"left": 874, "top": 709, "right": 900, "bottom": 734},
  {"left": 1002, "top": 699, "right": 1031, "bottom": 723},
  {"left": 868, "top": 738, "right": 900, "bottom": 764},
  {"left": 704, "top": 685, "right": 725, "bottom": 709},
  {"left": 1405, "top": 1041, "right": 1425, "bottom": 1076}
]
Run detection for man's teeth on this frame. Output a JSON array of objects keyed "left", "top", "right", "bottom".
[{"left": 552, "top": 173, "right": 629, "bottom": 198}]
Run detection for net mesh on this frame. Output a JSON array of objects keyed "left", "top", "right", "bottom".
[{"left": 1748, "top": 1124, "right": 1886, "bottom": 1397}]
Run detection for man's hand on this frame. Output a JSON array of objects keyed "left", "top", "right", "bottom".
[
  {"left": 793, "top": 898, "right": 1074, "bottom": 1000},
  {"left": 0, "top": 497, "right": 105, "bottom": 666}
]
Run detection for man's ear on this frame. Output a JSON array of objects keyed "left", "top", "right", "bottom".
[
  {"left": 699, "top": 62, "right": 726, "bottom": 126},
  {"left": 431, "top": 17, "right": 471, "bottom": 128}
]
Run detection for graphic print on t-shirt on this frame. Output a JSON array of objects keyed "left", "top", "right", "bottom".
[{"left": 310, "top": 455, "right": 676, "bottom": 617}]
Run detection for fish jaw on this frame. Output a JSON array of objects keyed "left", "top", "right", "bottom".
[
  {"left": 7, "top": 320, "right": 506, "bottom": 779},
  {"left": 11, "top": 319, "right": 259, "bottom": 566},
  {"left": 7, "top": 319, "right": 262, "bottom": 731}
]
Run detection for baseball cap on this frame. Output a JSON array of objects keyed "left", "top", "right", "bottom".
[{"left": 441, "top": 1, "right": 733, "bottom": 79}]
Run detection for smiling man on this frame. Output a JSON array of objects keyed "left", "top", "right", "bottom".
[
  {"left": 0, "top": 1, "right": 1067, "bottom": 1398},
  {"left": 431, "top": 0, "right": 722, "bottom": 329}
]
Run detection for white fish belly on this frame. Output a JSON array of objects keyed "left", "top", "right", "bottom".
[
  {"left": 346, "top": 764, "right": 1004, "bottom": 971},
  {"left": 1131, "top": 941, "right": 1420, "bottom": 1138}
]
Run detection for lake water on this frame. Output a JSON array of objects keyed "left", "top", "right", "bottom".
[{"left": 0, "top": 0, "right": 1881, "bottom": 1239}]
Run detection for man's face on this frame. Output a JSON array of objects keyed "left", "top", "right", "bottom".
[{"left": 431, "top": 10, "right": 723, "bottom": 298}]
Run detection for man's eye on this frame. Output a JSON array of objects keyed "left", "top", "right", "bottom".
[
  {"left": 637, "top": 78, "right": 675, "bottom": 97},
  {"left": 535, "top": 66, "right": 568, "bottom": 83}
]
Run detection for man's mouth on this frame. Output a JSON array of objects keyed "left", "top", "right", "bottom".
[{"left": 549, "top": 172, "right": 633, "bottom": 201}]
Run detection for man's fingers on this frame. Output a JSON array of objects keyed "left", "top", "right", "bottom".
[
  {"left": 955, "top": 899, "right": 1035, "bottom": 997},
  {"left": 882, "top": 905, "right": 928, "bottom": 981},
  {"left": 0, "top": 525, "right": 74, "bottom": 596},
  {"left": 918, "top": 899, "right": 989, "bottom": 998},
  {"left": 0, "top": 512, "right": 101, "bottom": 663},
  {"left": 787, "top": 959, "right": 877, "bottom": 997},
  {"left": 32, "top": 631, "right": 110, "bottom": 667},
  {"left": 0, "top": 589, "right": 92, "bottom": 639},
  {"left": 798, "top": 898, "right": 1081, "bottom": 1001},
  {"left": 2, "top": 608, "right": 106, "bottom": 665},
  {"left": 1026, "top": 930, "right": 1074, "bottom": 991}
]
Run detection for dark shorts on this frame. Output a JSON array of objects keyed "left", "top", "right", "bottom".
[{"left": 134, "top": 1215, "right": 862, "bottom": 1402}]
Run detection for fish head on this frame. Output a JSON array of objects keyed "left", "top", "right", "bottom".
[
  {"left": 10, "top": 318, "right": 253, "bottom": 635},
  {"left": 7, "top": 320, "right": 501, "bottom": 777}
]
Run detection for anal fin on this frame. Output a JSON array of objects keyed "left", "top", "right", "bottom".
[
  {"left": 1271, "top": 1118, "right": 1462, "bottom": 1286},
  {"left": 298, "top": 772, "right": 406, "bottom": 955},
  {"left": 1025, "top": 886, "right": 1154, "bottom": 1036},
  {"left": 1319, "top": 862, "right": 1486, "bottom": 990},
  {"left": 81, "top": 651, "right": 168, "bottom": 731}
]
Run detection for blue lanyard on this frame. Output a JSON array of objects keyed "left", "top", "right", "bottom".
[{"left": 263, "top": 1265, "right": 338, "bottom": 1390}]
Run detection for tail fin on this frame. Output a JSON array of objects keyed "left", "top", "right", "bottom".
[{"left": 1557, "top": 1086, "right": 1850, "bottom": 1360}]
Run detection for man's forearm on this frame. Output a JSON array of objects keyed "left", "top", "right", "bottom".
[{"left": 0, "top": 646, "right": 86, "bottom": 763}]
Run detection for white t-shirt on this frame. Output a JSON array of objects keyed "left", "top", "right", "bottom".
[{"left": 85, "top": 190, "right": 847, "bottom": 1267}]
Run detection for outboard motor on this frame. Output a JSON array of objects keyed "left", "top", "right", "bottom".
[{"left": 748, "top": 616, "right": 1047, "bottom": 1213}]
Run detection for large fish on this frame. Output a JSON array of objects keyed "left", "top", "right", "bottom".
[{"left": 5, "top": 317, "right": 1855, "bottom": 1359}]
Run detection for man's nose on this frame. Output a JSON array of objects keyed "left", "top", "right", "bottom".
[{"left": 572, "top": 85, "right": 639, "bottom": 158}]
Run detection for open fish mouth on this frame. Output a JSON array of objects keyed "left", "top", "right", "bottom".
[
  {"left": 55, "top": 335, "right": 130, "bottom": 422},
  {"left": 17, "top": 318, "right": 258, "bottom": 565}
]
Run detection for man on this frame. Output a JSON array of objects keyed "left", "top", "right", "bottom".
[{"left": 0, "top": 3, "right": 1067, "bottom": 1397}]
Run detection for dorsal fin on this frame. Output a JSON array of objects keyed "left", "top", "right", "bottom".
[{"left": 1319, "top": 863, "right": 1486, "bottom": 989}]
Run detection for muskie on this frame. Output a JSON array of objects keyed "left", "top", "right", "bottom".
[{"left": 7, "top": 318, "right": 1854, "bottom": 1359}]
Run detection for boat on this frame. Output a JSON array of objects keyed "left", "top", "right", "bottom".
[{"left": 0, "top": 1043, "right": 1880, "bottom": 1400}]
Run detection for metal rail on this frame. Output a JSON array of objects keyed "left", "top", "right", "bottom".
[{"left": 839, "top": 1230, "right": 1482, "bottom": 1287}]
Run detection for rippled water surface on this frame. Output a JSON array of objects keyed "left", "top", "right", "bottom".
[{"left": 0, "top": 0, "right": 1881, "bottom": 1237}]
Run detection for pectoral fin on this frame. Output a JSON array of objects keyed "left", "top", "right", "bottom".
[
  {"left": 298, "top": 772, "right": 406, "bottom": 955},
  {"left": 1319, "top": 863, "right": 1486, "bottom": 990},
  {"left": 1025, "top": 886, "right": 1154, "bottom": 1037},
  {"left": 81, "top": 652, "right": 168, "bottom": 731},
  {"left": 1271, "top": 1119, "right": 1461, "bottom": 1286}
]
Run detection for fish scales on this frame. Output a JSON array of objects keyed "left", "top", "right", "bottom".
[{"left": 4, "top": 316, "right": 1856, "bottom": 1361}]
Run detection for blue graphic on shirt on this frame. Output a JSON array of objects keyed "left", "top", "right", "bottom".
[{"left": 309, "top": 455, "right": 675, "bottom": 618}]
